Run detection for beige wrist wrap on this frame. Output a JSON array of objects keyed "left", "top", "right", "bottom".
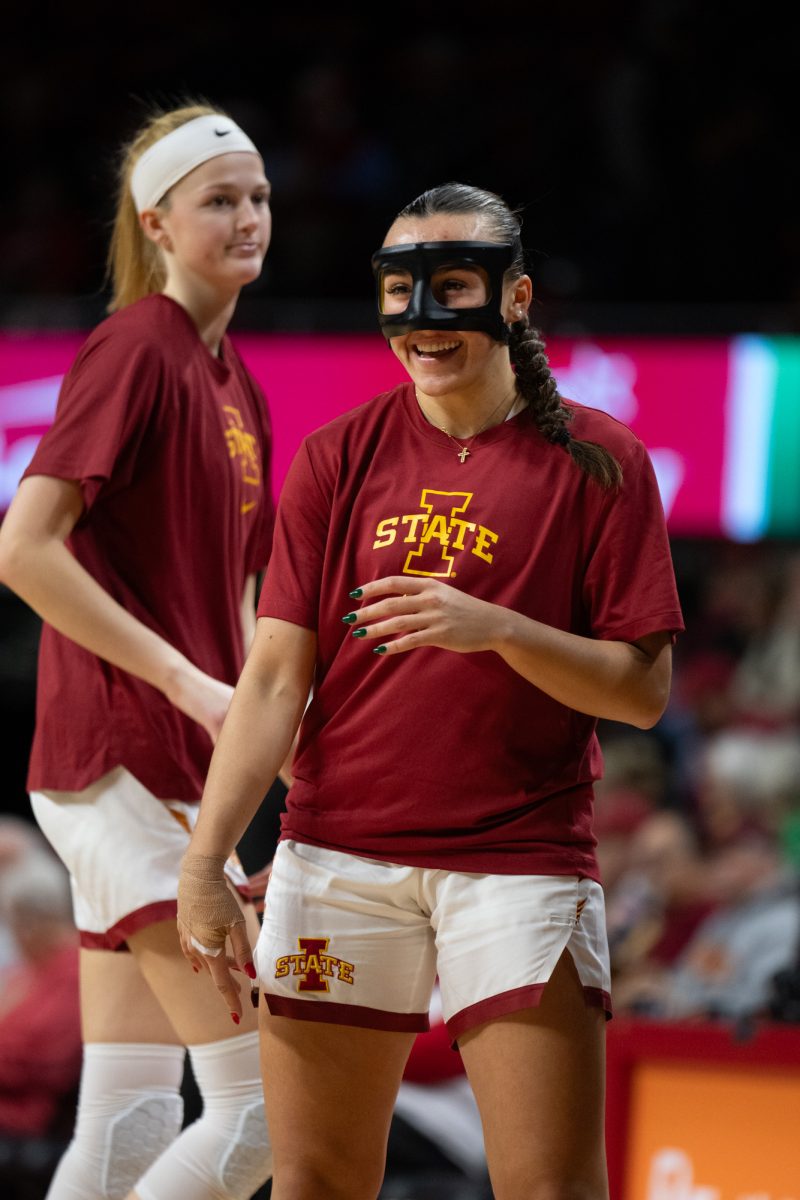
[{"left": 177, "top": 852, "right": 245, "bottom": 954}]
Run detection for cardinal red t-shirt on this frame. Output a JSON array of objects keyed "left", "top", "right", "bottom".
[
  {"left": 24, "top": 293, "right": 275, "bottom": 800},
  {"left": 258, "top": 381, "right": 684, "bottom": 877}
]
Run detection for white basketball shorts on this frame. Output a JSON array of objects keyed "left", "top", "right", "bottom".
[
  {"left": 254, "top": 839, "right": 611, "bottom": 1043},
  {"left": 30, "top": 766, "right": 249, "bottom": 951}
]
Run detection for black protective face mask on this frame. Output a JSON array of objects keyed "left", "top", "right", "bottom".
[{"left": 370, "top": 241, "right": 514, "bottom": 343}]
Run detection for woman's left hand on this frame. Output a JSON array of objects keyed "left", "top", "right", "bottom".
[{"left": 343, "top": 577, "right": 504, "bottom": 657}]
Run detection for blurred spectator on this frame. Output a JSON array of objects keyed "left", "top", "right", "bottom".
[
  {"left": 693, "top": 726, "right": 800, "bottom": 852},
  {"left": 728, "top": 550, "right": 800, "bottom": 728},
  {"left": 606, "top": 677, "right": 800, "bottom": 1024},
  {"left": 593, "top": 731, "right": 671, "bottom": 892},
  {"left": 669, "top": 649, "right": 737, "bottom": 739},
  {"left": 662, "top": 834, "right": 800, "bottom": 1022},
  {"left": 0, "top": 849, "right": 81, "bottom": 1199},
  {"left": 0, "top": 816, "right": 52, "bottom": 971},
  {"left": 676, "top": 543, "right": 780, "bottom": 670},
  {"left": 594, "top": 785, "right": 653, "bottom": 896},
  {"left": 597, "top": 732, "right": 672, "bottom": 809},
  {"left": 606, "top": 809, "right": 716, "bottom": 985},
  {"left": 612, "top": 829, "right": 800, "bottom": 1023}
]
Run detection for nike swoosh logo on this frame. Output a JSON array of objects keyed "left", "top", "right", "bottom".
[
  {"left": 241, "top": 501, "right": 257, "bottom": 514},
  {"left": 214, "top": 129, "right": 231, "bottom": 137}
]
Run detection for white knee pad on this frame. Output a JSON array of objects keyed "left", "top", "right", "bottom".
[
  {"left": 157, "top": 1093, "right": 268, "bottom": 1199},
  {"left": 137, "top": 1031, "right": 272, "bottom": 1200},
  {"left": 101, "top": 1092, "right": 185, "bottom": 1196},
  {"left": 45, "top": 1042, "right": 185, "bottom": 1200}
]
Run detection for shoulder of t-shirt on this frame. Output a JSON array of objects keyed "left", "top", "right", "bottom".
[
  {"left": 565, "top": 398, "right": 647, "bottom": 464},
  {"left": 300, "top": 381, "right": 408, "bottom": 454},
  {"left": 278, "top": 382, "right": 406, "bottom": 505},
  {"left": 71, "top": 294, "right": 195, "bottom": 374}
]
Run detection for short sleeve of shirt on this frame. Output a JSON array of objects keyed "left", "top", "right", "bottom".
[
  {"left": 237, "top": 366, "right": 276, "bottom": 577},
  {"left": 248, "top": 468, "right": 275, "bottom": 577},
  {"left": 582, "top": 436, "right": 684, "bottom": 643},
  {"left": 23, "top": 327, "right": 164, "bottom": 515},
  {"left": 256, "top": 439, "right": 330, "bottom": 630}
]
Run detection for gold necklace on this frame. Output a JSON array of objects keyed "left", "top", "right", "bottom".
[{"left": 416, "top": 388, "right": 521, "bottom": 463}]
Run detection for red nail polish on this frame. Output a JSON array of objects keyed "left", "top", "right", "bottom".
[
  {"left": 244, "top": 962, "right": 257, "bottom": 980},
  {"left": 231, "top": 1012, "right": 240, "bottom": 1025}
]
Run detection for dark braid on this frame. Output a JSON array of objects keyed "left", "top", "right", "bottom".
[
  {"left": 395, "top": 183, "right": 623, "bottom": 489},
  {"left": 509, "top": 320, "right": 623, "bottom": 488}
]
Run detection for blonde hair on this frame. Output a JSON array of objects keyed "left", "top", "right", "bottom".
[{"left": 106, "top": 101, "right": 228, "bottom": 312}]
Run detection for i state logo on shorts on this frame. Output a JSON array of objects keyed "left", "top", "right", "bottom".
[{"left": 274, "top": 937, "right": 355, "bottom": 992}]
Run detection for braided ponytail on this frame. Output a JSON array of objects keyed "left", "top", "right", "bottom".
[
  {"left": 394, "top": 182, "right": 622, "bottom": 489},
  {"left": 509, "top": 320, "right": 623, "bottom": 488}
]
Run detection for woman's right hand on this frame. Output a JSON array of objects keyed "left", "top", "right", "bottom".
[{"left": 163, "top": 662, "right": 235, "bottom": 744}]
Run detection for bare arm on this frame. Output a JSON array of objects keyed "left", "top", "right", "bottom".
[
  {"left": 345, "top": 576, "right": 673, "bottom": 730},
  {"left": 177, "top": 617, "right": 316, "bottom": 1015},
  {"left": 188, "top": 617, "right": 316, "bottom": 858},
  {"left": 492, "top": 613, "right": 672, "bottom": 729},
  {"left": 239, "top": 571, "right": 299, "bottom": 787},
  {"left": 0, "top": 474, "right": 234, "bottom": 742},
  {"left": 240, "top": 573, "right": 257, "bottom": 652}
]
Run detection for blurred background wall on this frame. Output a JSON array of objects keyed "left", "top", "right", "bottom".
[{"left": 2, "top": 1, "right": 797, "bottom": 334}]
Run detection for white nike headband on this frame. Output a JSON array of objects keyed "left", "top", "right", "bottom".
[{"left": 130, "top": 114, "right": 261, "bottom": 213}]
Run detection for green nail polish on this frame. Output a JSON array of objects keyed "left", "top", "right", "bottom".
[
  {"left": 342, "top": 612, "right": 357, "bottom": 623},
  {"left": 351, "top": 627, "right": 367, "bottom": 638},
  {"left": 349, "top": 588, "right": 363, "bottom": 599},
  {"left": 373, "top": 645, "right": 387, "bottom": 655}
]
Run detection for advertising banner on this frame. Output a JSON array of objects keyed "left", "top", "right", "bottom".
[
  {"left": 2, "top": 331, "right": 799, "bottom": 540},
  {"left": 625, "top": 1061, "right": 800, "bottom": 1200}
]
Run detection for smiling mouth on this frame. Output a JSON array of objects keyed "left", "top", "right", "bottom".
[{"left": 412, "top": 339, "right": 462, "bottom": 358}]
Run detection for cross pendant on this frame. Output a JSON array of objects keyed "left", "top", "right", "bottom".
[{"left": 457, "top": 446, "right": 470, "bottom": 463}]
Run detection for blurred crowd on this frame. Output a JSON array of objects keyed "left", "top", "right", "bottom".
[
  {"left": 0, "top": 817, "right": 80, "bottom": 1199},
  {"left": 1, "top": 2, "right": 797, "bottom": 330},
  {"left": 597, "top": 538, "right": 800, "bottom": 1025}
]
